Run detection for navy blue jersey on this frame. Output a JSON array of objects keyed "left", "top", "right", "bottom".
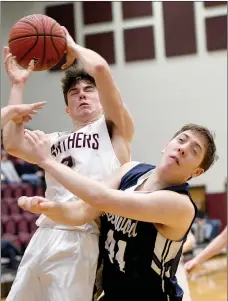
[{"left": 99, "top": 163, "right": 197, "bottom": 301}]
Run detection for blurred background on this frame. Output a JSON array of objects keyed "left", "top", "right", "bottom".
[{"left": 1, "top": 1, "right": 227, "bottom": 300}]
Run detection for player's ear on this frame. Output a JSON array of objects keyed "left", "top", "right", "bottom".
[
  {"left": 65, "top": 106, "right": 71, "bottom": 116},
  {"left": 161, "top": 144, "right": 167, "bottom": 154}
]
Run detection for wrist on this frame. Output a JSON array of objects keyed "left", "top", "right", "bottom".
[
  {"left": 195, "top": 255, "right": 203, "bottom": 265},
  {"left": 11, "top": 82, "right": 25, "bottom": 89},
  {"left": 38, "top": 157, "right": 54, "bottom": 170}
]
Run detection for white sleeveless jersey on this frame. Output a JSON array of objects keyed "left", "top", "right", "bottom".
[{"left": 36, "top": 115, "right": 121, "bottom": 232}]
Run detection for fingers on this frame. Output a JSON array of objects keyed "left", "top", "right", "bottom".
[
  {"left": 22, "top": 115, "right": 32, "bottom": 123},
  {"left": 24, "top": 130, "right": 40, "bottom": 144},
  {"left": 4, "top": 53, "right": 18, "bottom": 73},
  {"left": 4, "top": 53, "right": 12, "bottom": 72},
  {"left": 30, "top": 101, "right": 46, "bottom": 110},
  {"left": 27, "top": 59, "right": 35, "bottom": 73},
  {"left": 61, "top": 26, "right": 68, "bottom": 35},
  {"left": 24, "top": 129, "right": 48, "bottom": 145},
  {"left": 32, "top": 130, "right": 47, "bottom": 140},
  {"left": 61, "top": 56, "right": 75, "bottom": 70},
  {"left": 184, "top": 261, "right": 194, "bottom": 272},
  {"left": 38, "top": 200, "right": 56, "bottom": 211},
  {"left": 18, "top": 196, "right": 28, "bottom": 209},
  {"left": 18, "top": 196, "right": 49, "bottom": 213},
  {"left": 4, "top": 46, "right": 9, "bottom": 58}
]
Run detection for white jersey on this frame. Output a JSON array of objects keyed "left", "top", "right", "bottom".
[{"left": 36, "top": 115, "right": 120, "bottom": 232}]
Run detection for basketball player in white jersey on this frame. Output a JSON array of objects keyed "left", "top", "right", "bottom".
[
  {"left": 3, "top": 27, "right": 134, "bottom": 301},
  {"left": 1, "top": 102, "right": 46, "bottom": 129}
]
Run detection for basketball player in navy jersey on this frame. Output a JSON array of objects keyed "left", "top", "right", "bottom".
[
  {"left": 3, "top": 27, "right": 134, "bottom": 301},
  {"left": 18, "top": 124, "right": 217, "bottom": 301}
]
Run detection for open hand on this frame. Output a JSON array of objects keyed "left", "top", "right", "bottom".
[
  {"left": 12, "top": 101, "right": 46, "bottom": 124},
  {"left": 18, "top": 196, "right": 48, "bottom": 214},
  {"left": 24, "top": 129, "right": 52, "bottom": 165},
  {"left": 4, "top": 46, "right": 34, "bottom": 85},
  {"left": 184, "top": 257, "right": 200, "bottom": 273}
]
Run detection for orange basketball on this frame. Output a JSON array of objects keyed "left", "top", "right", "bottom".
[{"left": 8, "top": 14, "right": 66, "bottom": 71}]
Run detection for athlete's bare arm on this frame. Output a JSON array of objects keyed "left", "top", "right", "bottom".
[
  {"left": 62, "top": 27, "right": 134, "bottom": 145},
  {"left": 3, "top": 47, "right": 36, "bottom": 162},
  {"left": 18, "top": 195, "right": 102, "bottom": 226},
  {"left": 185, "top": 226, "right": 227, "bottom": 272},
  {"left": 23, "top": 130, "right": 194, "bottom": 239},
  {"left": 19, "top": 162, "right": 138, "bottom": 226}
]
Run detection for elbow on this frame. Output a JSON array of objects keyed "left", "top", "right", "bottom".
[
  {"left": 93, "top": 60, "right": 109, "bottom": 76},
  {"left": 2, "top": 130, "right": 17, "bottom": 152},
  {"left": 3, "top": 139, "right": 17, "bottom": 154}
]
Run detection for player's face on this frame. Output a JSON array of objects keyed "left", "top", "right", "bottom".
[
  {"left": 160, "top": 130, "right": 206, "bottom": 181},
  {"left": 66, "top": 81, "right": 102, "bottom": 120}
]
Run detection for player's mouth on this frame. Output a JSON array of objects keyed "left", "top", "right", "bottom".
[
  {"left": 169, "top": 155, "right": 179, "bottom": 165},
  {"left": 79, "top": 102, "right": 90, "bottom": 108}
]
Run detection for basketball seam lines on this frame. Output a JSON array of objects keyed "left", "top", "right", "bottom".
[
  {"left": 18, "top": 20, "right": 39, "bottom": 34},
  {"left": 50, "top": 23, "right": 61, "bottom": 59},
  {"left": 17, "top": 21, "right": 39, "bottom": 65},
  {"left": 8, "top": 34, "right": 65, "bottom": 43},
  {"left": 41, "top": 16, "right": 46, "bottom": 67},
  {"left": 10, "top": 19, "right": 39, "bottom": 66}
]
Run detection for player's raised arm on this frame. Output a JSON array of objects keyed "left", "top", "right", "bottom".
[
  {"left": 3, "top": 47, "right": 37, "bottom": 161},
  {"left": 61, "top": 27, "right": 134, "bottom": 143}
]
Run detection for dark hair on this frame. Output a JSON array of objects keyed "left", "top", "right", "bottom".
[
  {"left": 61, "top": 64, "right": 96, "bottom": 105},
  {"left": 173, "top": 123, "right": 218, "bottom": 172}
]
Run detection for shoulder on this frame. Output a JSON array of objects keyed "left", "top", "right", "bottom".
[
  {"left": 120, "top": 162, "right": 155, "bottom": 180},
  {"left": 119, "top": 161, "right": 141, "bottom": 173},
  {"left": 155, "top": 190, "right": 195, "bottom": 219}
]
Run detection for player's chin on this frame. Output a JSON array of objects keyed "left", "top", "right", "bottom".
[{"left": 80, "top": 109, "right": 94, "bottom": 117}]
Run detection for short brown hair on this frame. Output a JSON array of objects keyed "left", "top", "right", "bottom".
[
  {"left": 173, "top": 123, "right": 217, "bottom": 172},
  {"left": 61, "top": 64, "right": 96, "bottom": 105}
]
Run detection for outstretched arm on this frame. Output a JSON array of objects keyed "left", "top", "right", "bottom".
[
  {"left": 61, "top": 27, "right": 134, "bottom": 143},
  {"left": 2, "top": 47, "right": 38, "bottom": 162},
  {"left": 18, "top": 162, "right": 136, "bottom": 226},
  {"left": 24, "top": 130, "right": 194, "bottom": 227},
  {"left": 185, "top": 226, "right": 227, "bottom": 272}
]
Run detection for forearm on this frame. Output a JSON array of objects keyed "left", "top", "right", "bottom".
[
  {"left": 72, "top": 44, "right": 108, "bottom": 77},
  {"left": 3, "top": 84, "right": 25, "bottom": 150},
  {"left": 44, "top": 201, "right": 101, "bottom": 226},
  {"left": 195, "top": 231, "right": 227, "bottom": 264},
  {"left": 44, "top": 202, "right": 87, "bottom": 226},
  {"left": 40, "top": 159, "right": 108, "bottom": 209}
]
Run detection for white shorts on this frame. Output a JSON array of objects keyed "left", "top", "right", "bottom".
[{"left": 6, "top": 227, "right": 99, "bottom": 301}]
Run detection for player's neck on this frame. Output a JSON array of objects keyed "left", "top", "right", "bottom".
[
  {"left": 141, "top": 167, "right": 185, "bottom": 191},
  {"left": 72, "top": 115, "right": 101, "bottom": 131}
]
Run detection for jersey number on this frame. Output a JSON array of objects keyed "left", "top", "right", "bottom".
[
  {"left": 61, "top": 156, "right": 74, "bottom": 168},
  {"left": 105, "top": 229, "right": 127, "bottom": 273}
]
